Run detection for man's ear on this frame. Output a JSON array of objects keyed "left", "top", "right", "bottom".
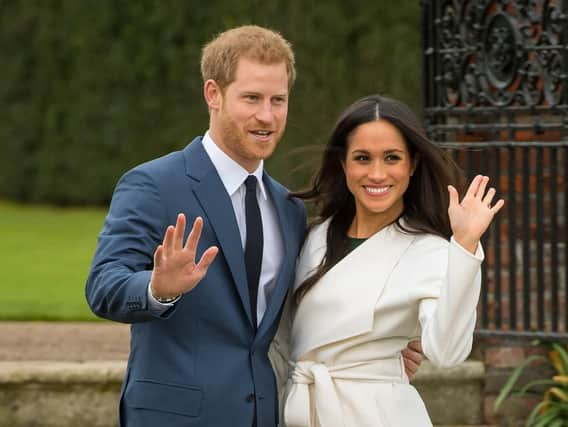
[{"left": 203, "top": 79, "right": 222, "bottom": 111}]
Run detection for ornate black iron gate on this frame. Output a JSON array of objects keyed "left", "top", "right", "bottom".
[{"left": 421, "top": 0, "right": 568, "bottom": 340}]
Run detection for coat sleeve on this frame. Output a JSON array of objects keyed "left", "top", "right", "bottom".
[
  {"left": 85, "top": 167, "right": 179, "bottom": 323},
  {"left": 410, "top": 237, "right": 484, "bottom": 368}
]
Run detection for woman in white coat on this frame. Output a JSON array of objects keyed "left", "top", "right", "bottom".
[{"left": 276, "top": 95, "right": 504, "bottom": 427}]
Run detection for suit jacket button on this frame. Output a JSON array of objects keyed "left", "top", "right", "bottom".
[{"left": 246, "top": 393, "right": 255, "bottom": 402}]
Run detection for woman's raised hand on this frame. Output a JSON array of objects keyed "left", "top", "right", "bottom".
[{"left": 447, "top": 175, "right": 504, "bottom": 254}]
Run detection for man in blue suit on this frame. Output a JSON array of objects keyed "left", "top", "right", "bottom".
[
  {"left": 86, "top": 25, "right": 305, "bottom": 426},
  {"left": 86, "top": 25, "right": 422, "bottom": 427}
]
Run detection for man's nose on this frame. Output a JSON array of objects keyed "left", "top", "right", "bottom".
[{"left": 255, "top": 102, "right": 274, "bottom": 123}]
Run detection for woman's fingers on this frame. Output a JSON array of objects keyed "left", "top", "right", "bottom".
[
  {"left": 464, "top": 175, "right": 482, "bottom": 199},
  {"left": 482, "top": 187, "right": 496, "bottom": 207},
  {"left": 474, "top": 175, "right": 489, "bottom": 199},
  {"left": 447, "top": 185, "right": 460, "bottom": 209},
  {"left": 491, "top": 199, "right": 505, "bottom": 213},
  {"left": 476, "top": 180, "right": 505, "bottom": 213},
  {"left": 463, "top": 176, "right": 502, "bottom": 208}
]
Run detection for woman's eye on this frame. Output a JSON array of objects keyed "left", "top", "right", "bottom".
[{"left": 385, "top": 155, "right": 401, "bottom": 162}]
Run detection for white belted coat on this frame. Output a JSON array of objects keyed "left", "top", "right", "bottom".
[{"left": 270, "top": 219, "right": 484, "bottom": 427}]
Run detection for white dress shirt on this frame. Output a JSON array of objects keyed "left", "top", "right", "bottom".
[{"left": 148, "top": 131, "right": 284, "bottom": 326}]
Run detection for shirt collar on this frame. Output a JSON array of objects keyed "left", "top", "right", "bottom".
[{"left": 202, "top": 131, "right": 267, "bottom": 200}]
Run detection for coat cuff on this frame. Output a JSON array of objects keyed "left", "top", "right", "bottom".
[{"left": 450, "top": 236, "right": 484, "bottom": 262}]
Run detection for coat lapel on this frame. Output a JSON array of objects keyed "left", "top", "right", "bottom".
[
  {"left": 256, "top": 174, "right": 295, "bottom": 337},
  {"left": 291, "top": 220, "right": 416, "bottom": 359},
  {"left": 183, "top": 138, "right": 253, "bottom": 326}
]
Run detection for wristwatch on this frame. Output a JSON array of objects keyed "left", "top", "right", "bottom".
[{"left": 150, "top": 282, "right": 181, "bottom": 304}]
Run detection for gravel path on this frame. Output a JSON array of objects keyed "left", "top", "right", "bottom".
[{"left": 0, "top": 321, "right": 130, "bottom": 361}]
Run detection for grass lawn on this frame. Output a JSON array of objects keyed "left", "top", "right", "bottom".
[{"left": 1, "top": 201, "right": 109, "bottom": 320}]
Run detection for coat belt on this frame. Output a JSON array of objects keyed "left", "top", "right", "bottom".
[{"left": 284, "top": 357, "right": 407, "bottom": 427}]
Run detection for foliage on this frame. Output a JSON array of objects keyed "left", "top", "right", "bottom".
[
  {"left": 0, "top": 0, "right": 422, "bottom": 205},
  {"left": 495, "top": 343, "right": 568, "bottom": 426}
]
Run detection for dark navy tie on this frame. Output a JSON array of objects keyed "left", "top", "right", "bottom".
[{"left": 244, "top": 175, "right": 263, "bottom": 328}]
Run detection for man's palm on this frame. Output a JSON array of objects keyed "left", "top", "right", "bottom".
[{"left": 151, "top": 214, "right": 218, "bottom": 299}]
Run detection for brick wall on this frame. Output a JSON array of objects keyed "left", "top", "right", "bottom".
[{"left": 475, "top": 339, "right": 554, "bottom": 425}]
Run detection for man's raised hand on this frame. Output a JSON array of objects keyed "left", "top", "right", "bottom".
[{"left": 151, "top": 214, "right": 218, "bottom": 300}]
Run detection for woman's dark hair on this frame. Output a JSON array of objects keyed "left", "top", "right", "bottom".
[{"left": 292, "top": 94, "right": 462, "bottom": 301}]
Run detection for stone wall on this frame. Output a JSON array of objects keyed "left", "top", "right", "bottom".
[
  {"left": 0, "top": 362, "right": 123, "bottom": 427},
  {"left": 0, "top": 360, "right": 487, "bottom": 427}
]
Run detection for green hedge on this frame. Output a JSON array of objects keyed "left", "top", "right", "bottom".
[{"left": 0, "top": 0, "right": 422, "bottom": 205}]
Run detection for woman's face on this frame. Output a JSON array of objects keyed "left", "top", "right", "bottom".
[{"left": 342, "top": 119, "right": 414, "bottom": 227}]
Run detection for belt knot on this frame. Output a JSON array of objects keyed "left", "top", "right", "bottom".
[{"left": 289, "top": 360, "right": 329, "bottom": 385}]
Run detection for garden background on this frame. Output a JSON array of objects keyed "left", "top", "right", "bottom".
[{"left": 0, "top": 0, "right": 421, "bottom": 321}]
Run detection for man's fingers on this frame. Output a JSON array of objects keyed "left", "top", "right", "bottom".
[
  {"left": 402, "top": 347, "right": 423, "bottom": 365},
  {"left": 186, "top": 216, "right": 204, "bottom": 252},
  {"left": 403, "top": 340, "right": 422, "bottom": 381},
  {"left": 407, "top": 339, "right": 423, "bottom": 354},
  {"left": 403, "top": 357, "right": 419, "bottom": 373},
  {"left": 163, "top": 225, "right": 175, "bottom": 255},
  {"left": 173, "top": 213, "right": 186, "bottom": 250},
  {"left": 403, "top": 355, "right": 419, "bottom": 381},
  {"left": 153, "top": 245, "right": 164, "bottom": 268},
  {"left": 195, "top": 246, "right": 219, "bottom": 274}
]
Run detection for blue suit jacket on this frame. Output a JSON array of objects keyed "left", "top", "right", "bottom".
[{"left": 85, "top": 137, "right": 306, "bottom": 427}]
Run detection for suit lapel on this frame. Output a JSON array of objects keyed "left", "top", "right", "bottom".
[
  {"left": 291, "top": 221, "right": 416, "bottom": 359},
  {"left": 256, "top": 174, "right": 295, "bottom": 336},
  {"left": 183, "top": 138, "right": 253, "bottom": 327}
]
